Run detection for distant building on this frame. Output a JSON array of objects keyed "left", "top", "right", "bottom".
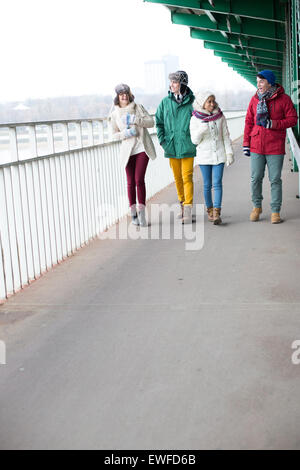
[
  {"left": 144, "top": 60, "right": 166, "bottom": 94},
  {"left": 144, "top": 54, "right": 180, "bottom": 94},
  {"left": 162, "top": 54, "right": 180, "bottom": 85}
]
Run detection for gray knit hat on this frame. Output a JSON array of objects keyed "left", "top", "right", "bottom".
[
  {"left": 115, "top": 83, "right": 130, "bottom": 95},
  {"left": 168, "top": 70, "right": 188, "bottom": 86}
]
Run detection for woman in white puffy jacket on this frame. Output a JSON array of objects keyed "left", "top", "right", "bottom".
[
  {"left": 110, "top": 83, "right": 156, "bottom": 226},
  {"left": 190, "top": 91, "right": 234, "bottom": 224}
]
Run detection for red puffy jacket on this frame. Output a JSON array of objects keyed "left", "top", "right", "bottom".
[{"left": 243, "top": 85, "right": 298, "bottom": 155}]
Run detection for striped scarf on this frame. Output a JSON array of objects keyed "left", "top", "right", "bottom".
[
  {"left": 256, "top": 86, "right": 278, "bottom": 126},
  {"left": 192, "top": 108, "right": 223, "bottom": 122}
]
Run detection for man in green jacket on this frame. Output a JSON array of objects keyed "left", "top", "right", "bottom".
[{"left": 156, "top": 71, "right": 196, "bottom": 223}]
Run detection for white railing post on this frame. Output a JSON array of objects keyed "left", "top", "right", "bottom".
[
  {"left": 107, "top": 119, "right": 113, "bottom": 142},
  {"left": 28, "top": 125, "right": 38, "bottom": 158},
  {"left": 74, "top": 122, "right": 82, "bottom": 149},
  {"left": 61, "top": 123, "right": 69, "bottom": 152},
  {"left": 9, "top": 127, "right": 19, "bottom": 162},
  {"left": 85, "top": 121, "right": 94, "bottom": 147},
  {"left": 98, "top": 120, "right": 105, "bottom": 144},
  {"left": 45, "top": 124, "right": 55, "bottom": 155}
]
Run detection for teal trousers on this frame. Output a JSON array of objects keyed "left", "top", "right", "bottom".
[{"left": 250, "top": 153, "right": 284, "bottom": 213}]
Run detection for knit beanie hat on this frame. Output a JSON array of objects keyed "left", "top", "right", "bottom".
[
  {"left": 257, "top": 70, "right": 276, "bottom": 86},
  {"left": 115, "top": 83, "right": 131, "bottom": 95},
  {"left": 194, "top": 90, "right": 216, "bottom": 111}
]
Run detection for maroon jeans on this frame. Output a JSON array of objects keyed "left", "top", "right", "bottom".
[{"left": 125, "top": 152, "right": 149, "bottom": 207}]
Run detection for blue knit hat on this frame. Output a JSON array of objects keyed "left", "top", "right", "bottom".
[{"left": 258, "top": 70, "right": 276, "bottom": 86}]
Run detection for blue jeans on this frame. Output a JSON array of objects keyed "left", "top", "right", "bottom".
[
  {"left": 199, "top": 163, "right": 225, "bottom": 209},
  {"left": 250, "top": 153, "right": 284, "bottom": 212}
]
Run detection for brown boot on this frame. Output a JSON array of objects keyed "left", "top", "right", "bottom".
[
  {"left": 207, "top": 207, "right": 214, "bottom": 222},
  {"left": 213, "top": 207, "right": 222, "bottom": 225},
  {"left": 271, "top": 212, "right": 282, "bottom": 224},
  {"left": 250, "top": 207, "right": 262, "bottom": 222}
]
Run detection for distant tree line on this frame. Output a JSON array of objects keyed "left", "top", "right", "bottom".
[{"left": 0, "top": 89, "right": 253, "bottom": 124}]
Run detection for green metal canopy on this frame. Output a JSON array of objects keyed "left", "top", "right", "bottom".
[
  {"left": 144, "top": 0, "right": 294, "bottom": 87},
  {"left": 144, "top": 0, "right": 300, "bottom": 141}
]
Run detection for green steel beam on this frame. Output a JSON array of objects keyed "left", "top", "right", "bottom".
[
  {"left": 215, "top": 52, "right": 282, "bottom": 70},
  {"left": 205, "top": 10, "right": 218, "bottom": 23},
  {"left": 221, "top": 57, "right": 264, "bottom": 70},
  {"left": 225, "top": 63, "right": 281, "bottom": 76},
  {"left": 171, "top": 12, "right": 285, "bottom": 41},
  {"left": 230, "top": 68, "right": 258, "bottom": 80},
  {"left": 143, "top": 0, "right": 285, "bottom": 23},
  {"left": 230, "top": 69, "right": 257, "bottom": 76},
  {"left": 223, "top": 60, "right": 258, "bottom": 71},
  {"left": 220, "top": 59, "right": 258, "bottom": 73},
  {"left": 224, "top": 62, "right": 258, "bottom": 73},
  {"left": 203, "top": 41, "right": 283, "bottom": 62},
  {"left": 213, "top": 51, "right": 283, "bottom": 67},
  {"left": 190, "top": 28, "right": 284, "bottom": 53},
  {"left": 221, "top": 58, "right": 282, "bottom": 76}
]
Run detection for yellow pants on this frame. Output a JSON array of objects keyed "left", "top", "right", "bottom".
[{"left": 169, "top": 157, "right": 194, "bottom": 205}]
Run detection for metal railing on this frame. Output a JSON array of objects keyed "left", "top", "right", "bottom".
[
  {"left": 0, "top": 118, "right": 114, "bottom": 165},
  {"left": 287, "top": 127, "right": 300, "bottom": 197},
  {"left": 0, "top": 111, "right": 246, "bottom": 165},
  {"left": 0, "top": 111, "right": 246, "bottom": 302}
]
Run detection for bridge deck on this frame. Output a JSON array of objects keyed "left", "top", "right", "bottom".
[{"left": 0, "top": 137, "right": 300, "bottom": 450}]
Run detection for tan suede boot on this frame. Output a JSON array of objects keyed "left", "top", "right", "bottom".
[
  {"left": 213, "top": 207, "right": 222, "bottom": 225},
  {"left": 250, "top": 207, "right": 262, "bottom": 222},
  {"left": 271, "top": 212, "right": 282, "bottom": 224},
  {"left": 207, "top": 207, "right": 214, "bottom": 222}
]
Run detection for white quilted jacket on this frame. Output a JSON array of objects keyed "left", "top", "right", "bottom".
[{"left": 190, "top": 100, "right": 233, "bottom": 166}]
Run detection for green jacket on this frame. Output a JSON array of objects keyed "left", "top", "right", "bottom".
[{"left": 155, "top": 89, "right": 196, "bottom": 159}]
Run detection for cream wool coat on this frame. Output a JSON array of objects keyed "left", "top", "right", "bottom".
[
  {"left": 190, "top": 92, "right": 233, "bottom": 166},
  {"left": 110, "top": 102, "right": 157, "bottom": 167}
]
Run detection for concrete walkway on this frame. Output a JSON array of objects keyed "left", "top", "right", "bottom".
[{"left": 0, "top": 137, "right": 300, "bottom": 450}]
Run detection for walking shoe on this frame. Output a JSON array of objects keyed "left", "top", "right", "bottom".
[
  {"left": 177, "top": 201, "right": 184, "bottom": 219},
  {"left": 250, "top": 207, "right": 262, "bottom": 222},
  {"left": 182, "top": 204, "right": 193, "bottom": 224},
  {"left": 130, "top": 205, "right": 139, "bottom": 225},
  {"left": 213, "top": 207, "right": 222, "bottom": 225},
  {"left": 132, "top": 215, "right": 139, "bottom": 225},
  {"left": 207, "top": 207, "right": 214, "bottom": 222},
  {"left": 138, "top": 205, "right": 148, "bottom": 227},
  {"left": 271, "top": 212, "right": 282, "bottom": 224}
]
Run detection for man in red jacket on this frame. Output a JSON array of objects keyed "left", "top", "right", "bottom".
[{"left": 243, "top": 70, "right": 298, "bottom": 223}]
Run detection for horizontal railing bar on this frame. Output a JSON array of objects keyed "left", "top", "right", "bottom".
[
  {"left": 0, "top": 110, "right": 246, "bottom": 129},
  {"left": 0, "top": 140, "right": 123, "bottom": 169},
  {"left": 0, "top": 118, "right": 109, "bottom": 128}
]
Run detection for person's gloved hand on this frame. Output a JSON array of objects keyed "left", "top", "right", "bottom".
[
  {"left": 262, "top": 119, "right": 272, "bottom": 129},
  {"left": 122, "top": 127, "right": 138, "bottom": 139},
  {"left": 257, "top": 117, "right": 272, "bottom": 128},
  {"left": 121, "top": 113, "right": 136, "bottom": 127},
  {"left": 243, "top": 146, "right": 250, "bottom": 156},
  {"left": 226, "top": 154, "right": 234, "bottom": 167}
]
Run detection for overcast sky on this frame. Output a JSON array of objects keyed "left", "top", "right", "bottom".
[{"left": 1, "top": 0, "right": 255, "bottom": 103}]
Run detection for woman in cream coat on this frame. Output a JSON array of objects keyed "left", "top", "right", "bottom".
[
  {"left": 190, "top": 91, "right": 234, "bottom": 225},
  {"left": 110, "top": 84, "right": 156, "bottom": 226}
]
